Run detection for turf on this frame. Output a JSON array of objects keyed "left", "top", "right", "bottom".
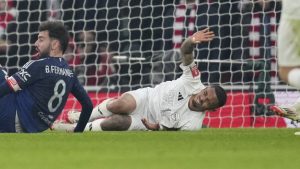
[{"left": 0, "top": 128, "right": 299, "bottom": 169}]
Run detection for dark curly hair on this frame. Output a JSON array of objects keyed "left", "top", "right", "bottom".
[
  {"left": 211, "top": 85, "right": 227, "bottom": 107},
  {"left": 38, "top": 21, "right": 69, "bottom": 54}
]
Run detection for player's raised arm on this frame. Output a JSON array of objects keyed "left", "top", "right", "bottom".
[{"left": 180, "top": 28, "right": 214, "bottom": 66}]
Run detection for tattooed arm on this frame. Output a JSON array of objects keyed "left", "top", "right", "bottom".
[{"left": 180, "top": 28, "right": 215, "bottom": 66}]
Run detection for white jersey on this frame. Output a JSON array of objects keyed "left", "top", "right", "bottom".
[
  {"left": 281, "top": 0, "right": 300, "bottom": 20},
  {"left": 128, "top": 62, "right": 206, "bottom": 131}
]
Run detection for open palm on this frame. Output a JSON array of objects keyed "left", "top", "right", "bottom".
[{"left": 191, "top": 28, "right": 215, "bottom": 44}]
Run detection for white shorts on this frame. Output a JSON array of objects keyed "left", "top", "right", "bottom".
[
  {"left": 126, "top": 87, "right": 152, "bottom": 131},
  {"left": 278, "top": 18, "right": 300, "bottom": 67}
]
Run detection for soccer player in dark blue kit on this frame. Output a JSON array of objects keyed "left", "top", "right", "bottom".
[{"left": 0, "top": 21, "right": 93, "bottom": 133}]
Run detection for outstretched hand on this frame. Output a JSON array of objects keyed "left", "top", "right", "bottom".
[
  {"left": 141, "top": 118, "right": 160, "bottom": 131},
  {"left": 191, "top": 28, "right": 215, "bottom": 44}
]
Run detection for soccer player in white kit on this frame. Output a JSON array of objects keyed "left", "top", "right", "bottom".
[
  {"left": 53, "top": 28, "right": 227, "bottom": 131},
  {"left": 269, "top": 0, "right": 300, "bottom": 122}
]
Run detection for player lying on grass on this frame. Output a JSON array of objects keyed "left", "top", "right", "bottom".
[
  {"left": 52, "top": 28, "right": 227, "bottom": 132},
  {"left": 0, "top": 21, "right": 93, "bottom": 133}
]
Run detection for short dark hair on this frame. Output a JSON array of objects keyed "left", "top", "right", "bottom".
[
  {"left": 38, "top": 21, "right": 69, "bottom": 54},
  {"left": 212, "top": 85, "right": 227, "bottom": 107}
]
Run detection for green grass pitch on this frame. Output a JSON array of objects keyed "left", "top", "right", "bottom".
[{"left": 0, "top": 128, "right": 299, "bottom": 169}]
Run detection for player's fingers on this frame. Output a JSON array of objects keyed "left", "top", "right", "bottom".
[
  {"left": 205, "top": 34, "right": 215, "bottom": 38},
  {"left": 207, "top": 31, "right": 215, "bottom": 35},
  {"left": 202, "top": 28, "right": 209, "bottom": 32},
  {"left": 141, "top": 118, "right": 153, "bottom": 130},
  {"left": 141, "top": 118, "right": 149, "bottom": 126},
  {"left": 205, "top": 35, "right": 215, "bottom": 40},
  {"left": 193, "top": 30, "right": 204, "bottom": 37},
  {"left": 204, "top": 32, "right": 214, "bottom": 37},
  {"left": 202, "top": 38, "right": 213, "bottom": 42}
]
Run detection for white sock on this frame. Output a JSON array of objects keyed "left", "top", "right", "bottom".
[
  {"left": 89, "top": 99, "right": 113, "bottom": 121},
  {"left": 288, "top": 68, "right": 300, "bottom": 89},
  {"left": 84, "top": 118, "right": 106, "bottom": 131},
  {"left": 52, "top": 122, "right": 76, "bottom": 132}
]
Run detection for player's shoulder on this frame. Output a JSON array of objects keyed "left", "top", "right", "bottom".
[
  {"left": 36, "top": 57, "right": 70, "bottom": 68},
  {"left": 21, "top": 58, "right": 47, "bottom": 69}
]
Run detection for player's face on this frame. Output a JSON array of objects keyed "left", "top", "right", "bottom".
[
  {"left": 190, "top": 87, "right": 219, "bottom": 112},
  {"left": 35, "top": 31, "right": 52, "bottom": 58}
]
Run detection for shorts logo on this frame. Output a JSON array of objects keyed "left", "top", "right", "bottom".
[{"left": 190, "top": 65, "right": 200, "bottom": 78}]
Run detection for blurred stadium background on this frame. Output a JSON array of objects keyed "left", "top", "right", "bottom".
[{"left": 0, "top": 0, "right": 298, "bottom": 128}]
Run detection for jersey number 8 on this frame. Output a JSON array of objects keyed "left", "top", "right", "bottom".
[{"left": 48, "top": 80, "right": 66, "bottom": 112}]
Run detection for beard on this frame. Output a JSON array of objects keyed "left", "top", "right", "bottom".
[
  {"left": 192, "top": 99, "right": 204, "bottom": 111},
  {"left": 39, "top": 46, "right": 51, "bottom": 58}
]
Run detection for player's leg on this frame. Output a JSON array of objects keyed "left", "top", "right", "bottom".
[
  {"left": 71, "top": 93, "right": 137, "bottom": 122},
  {"left": 85, "top": 115, "right": 132, "bottom": 131},
  {"left": 88, "top": 88, "right": 149, "bottom": 121},
  {"left": 270, "top": 97, "right": 300, "bottom": 122},
  {"left": 270, "top": 105, "right": 300, "bottom": 122},
  {"left": 51, "top": 121, "right": 76, "bottom": 132},
  {"left": 67, "top": 94, "right": 136, "bottom": 123},
  {"left": 67, "top": 88, "right": 150, "bottom": 123},
  {"left": 85, "top": 114, "right": 148, "bottom": 131},
  {"left": 272, "top": 18, "right": 300, "bottom": 121},
  {"left": 277, "top": 19, "right": 300, "bottom": 88},
  {"left": 107, "top": 93, "right": 137, "bottom": 114},
  {"left": 82, "top": 89, "right": 150, "bottom": 131},
  {"left": 54, "top": 113, "right": 148, "bottom": 132},
  {"left": 278, "top": 66, "right": 300, "bottom": 88}
]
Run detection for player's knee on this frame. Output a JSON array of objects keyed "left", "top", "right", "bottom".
[
  {"left": 108, "top": 94, "right": 136, "bottom": 114},
  {"left": 101, "top": 114, "right": 131, "bottom": 131}
]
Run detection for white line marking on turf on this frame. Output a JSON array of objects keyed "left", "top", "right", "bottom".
[{"left": 294, "top": 132, "right": 300, "bottom": 136}]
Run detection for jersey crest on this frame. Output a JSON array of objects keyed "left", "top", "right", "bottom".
[{"left": 190, "top": 65, "right": 200, "bottom": 78}]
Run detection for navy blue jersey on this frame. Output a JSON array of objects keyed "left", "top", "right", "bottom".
[{"left": 4, "top": 57, "right": 93, "bottom": 132}]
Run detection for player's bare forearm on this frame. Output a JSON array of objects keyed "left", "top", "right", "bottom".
[
  {"left": 141, "top": 118, "right": 160, "bottom": 131},
  {"left": 180, "top": 28, "right": 215, "bottom": 66},
  {"left": 180, "top": 38, "right": 195, "bottom": 66}
]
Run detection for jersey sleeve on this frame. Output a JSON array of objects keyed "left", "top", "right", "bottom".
[
  {"left": 7, "top": 60, "right": 43, "bottom": 91},
  {"left": 179, "top": 62, "right": 201, "bottom": 82},
  {"left": 178, "top": 62, "right": 205, "bottom": 94},
  {"left": 71, "top": 77, "right": 93, "bottom": 132}
]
